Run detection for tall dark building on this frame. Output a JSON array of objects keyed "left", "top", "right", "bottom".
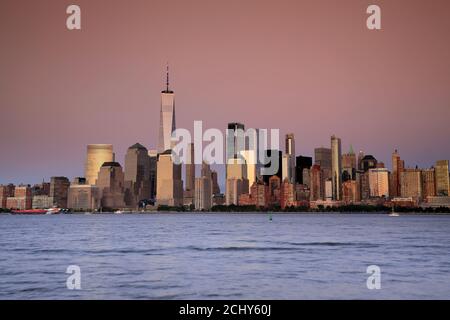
[
  {"left": 50, "top": 177, "right": 70, "bottom": 208},
  {"left": 124, "top": 143, "right": 151, "bottom": 207},
  {"left": 361, "top": 155, "right": 378, "bottom": 172},
  {"left": 262, "top": 150, "right": 282, "bottom": 184},
  {"left": 295, "top": 156, "right": 313, "bottom": 184},
  {"left": 148, "top": 150, "right": 158, "bottom": 201}
]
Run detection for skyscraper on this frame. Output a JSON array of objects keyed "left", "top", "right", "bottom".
[
  {"left": 195, "top": 162, "right": 212, "bottom": 210},
  {"left": 422, "top": 168, "right": 436, "bottom": 199},
  {"left": 148, "top": 149, "right": 158, "bottom": 201},
  {"left": 368, "top": 168, "right": 390, "bottom": 198},
  {"left": 390, "top": 149, "right": 404, "bottom": 197},
  {"left": 341, "top": 145, "right": 356, "bottom": 181},
  {"left": 85, "top": 144, "right": 114, "bottom": 185},
  {"left": 156, "top": 150, "right": 183, "bottom": 206},
  {"left": 226, "top": 157, "right": 248, "bottom": 205},
  {"left": 158, "top": 65, "right": 176, "bottom": 153},
  {"left": 331, "top": 135, "right": 342, "bottom": 200},
  {"left": 124, "top": 143, "right": 151, "bottom": 207},
  {"left": 435, "top": 160, "right": 450, "bottom": 196},
  {"left": 241, "top": 150, "right": 257, "bottom": 193},
  {"left": 185, "top": 143, "right": 195, "bottom": 193},
  {"left": 400, "top": 168, "right": 423, "bottom": 202},
  {"left": 285, "top": 133, "right": 296, "bottom": 183},
  {"left": 314, "top": 148, "right": 332, "bottom": 171},
  {"left": 295, "top": 156, "right": 312, "bottom": 185},
  {"left": 310, "top": 164, "right": 323, "bottom": 201},
  {"left": 96, "top": 162, "right": 126, "bottom": 209}
]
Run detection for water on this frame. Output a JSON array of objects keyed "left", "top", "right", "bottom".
[{"left": 0, "top": 213, "right": 449, "bottom": 300}]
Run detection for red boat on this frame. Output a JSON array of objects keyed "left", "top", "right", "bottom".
[
  {"left": 11, "top": 208, "right": 61, "bottom": 215},
  {"left": 11, "top": 209, "right": 48, "bottom": 215}
]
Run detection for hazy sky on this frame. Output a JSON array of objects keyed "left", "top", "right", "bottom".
[{"left": 1, "top": 0, "right": 449, "bottom": 185}]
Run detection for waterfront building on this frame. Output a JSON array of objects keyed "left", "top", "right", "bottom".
[
  {"left": 280, "top": 178, "right": 295, "bottom": 209},
  {"left": 156, "top": 150, "right": 183, "bottom": 206},
  {"left": 68, "top": 178, "right": 101, "bottom": 211},
  {"left": 324, "top": 179, "right": 333, "bottom": 201},
  {"left": 295, "top": 184, "right": 310, "bottom": 202},
  {"left": 250, "top": 179, "right": 267, "bottom": 208},
  {"left": 342, "top": 180, "right": 360, "bottom": 204},
  {"left": 6, "top": 185, "right": 32, "bottom": 210},
  {"left": 310, "top": 164, "right": 323, "bottom": 201},
  {"left": 267, "top": 175, "right": 281, "bottom": 206},
  {"left": 124, "top": 143, "right": 151, "bottom": 207},
  {"left": 50, "top": 176, "right": 70, "bottom": 208},
  {"left": 85, "top": 144, "right": 114, "bottom": 185},
  {"left": 194, "top": 162, "right": 212, "bottom": 210},
  {"left": 435, "top": 160, "right": 450, "bottom": 196},
  {"left": 422, "top": 168, "right": 436, "bottom": 199},
  {"left": 368, "top": 168, "right": 390, "bottom": 198},
  {"left": 0, "top": 184, "right": 15, "bottom": 208},
  {"left": 359, "top": 171, "right": 371, "bottom": 200},
  {"left": 32, "top": 196, "right": 53, "bottom": 209},
  {"left": 390, "top": 150, "right": 404, "bottom": 198},
  {"left": 31, "top": 182, "right": 50, "bottom": 196},
  {"left": 226, "top": 178, "right": 248, "bottom": 206},
  {"left": 400, "top": 168, "right": 423, "bottom": 202},
  {"left": 96, "top": 162, "right": 126, "bottom": 209}
]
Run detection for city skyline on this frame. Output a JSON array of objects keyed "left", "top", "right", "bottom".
[{"left": 1, "top": 0, "right": 450, "bottom": 184}]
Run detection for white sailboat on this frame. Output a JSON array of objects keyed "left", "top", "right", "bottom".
[{"left": 389, "top": 207, "right": 400, "bottom": 217}]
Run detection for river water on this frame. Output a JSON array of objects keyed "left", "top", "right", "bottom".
[{"left": 0, "top": 213, "right": 449, "bottom": 299}]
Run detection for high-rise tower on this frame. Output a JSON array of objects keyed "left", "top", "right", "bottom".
[
  {"left": 85, "top": 144, "right": 114, "bottom": 185},
  {"left": 158, "top": 64, "right": 176, "bottom": 153},
  {"left": 331, "top": 135, "right": 342, "bottom": 201}
]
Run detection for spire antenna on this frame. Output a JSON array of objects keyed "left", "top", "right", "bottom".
[{"left": 166, "top": 62, "right": 169, "bottom": 92}]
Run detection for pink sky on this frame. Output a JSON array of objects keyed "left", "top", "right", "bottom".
[{"left": 1, "top": 0, "right": 449, "bottom": 184}]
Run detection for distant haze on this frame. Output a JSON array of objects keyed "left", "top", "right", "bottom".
[{"left": 1, "top": 0, "right": 449, "bottom": 185}]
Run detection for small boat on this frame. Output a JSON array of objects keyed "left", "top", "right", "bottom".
[
  {"left": 389, "top": 207, "right": 400, "bottom": 217},
  {"left": 114, "top": 210, "right": 124, "bottom": 214},
  {"left": 46, "top": 208, "right": 61, "bottom": 215}
]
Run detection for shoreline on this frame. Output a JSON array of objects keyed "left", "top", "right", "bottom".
[{"left": 2, "top": 211, "right": 450, "bottom": 216}]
